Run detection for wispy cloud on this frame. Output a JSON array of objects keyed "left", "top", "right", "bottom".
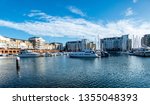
[
  {"left": 27, "top": 10, "right": 53, "bottom": 21},
  {"left": 0, "top": 10, "right": 150, "bottom": 40},
  {"left": 28, "top": 10, "right": 47, "bottom": 17},
  {"left": 133, "top": 0, "right": 138, "bottom": 3},
  {"left": 67, "top": 6, "right": 86, "bottom": 17},
  {"left": 125, "top": 8, "right": 134, "bottom": 16}
]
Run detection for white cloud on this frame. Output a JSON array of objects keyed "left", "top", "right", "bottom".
[
  {"left": 67, "top": 6, "right": 86, "bottom": 17},
  {"left": 133, "top": 0, "right": 138, "bottom": 3},
  {"left": 0, "top": 10, "right": 150, "bottom": 40},
  {"left": 125, "top": 8, "right": 134, "bottom": 16},
  {"left": 0, "top": 35, "right": 10, "bottom": 41}
]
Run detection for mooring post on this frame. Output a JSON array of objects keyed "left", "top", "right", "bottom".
[{"left": 16, "top": 57, "right": 20, "bottom": 70}]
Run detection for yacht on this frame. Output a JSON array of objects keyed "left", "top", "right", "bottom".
[
  {"left": 133, "top": 48, "right": 150, "bottom": 57},
  {"left": 18, "top": 50, "right": 40, "bottom": 58},
  {"left": 69, "top": 50, "right": 99, "bottom": 58}
]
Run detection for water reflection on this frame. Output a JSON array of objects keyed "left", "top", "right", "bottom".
[{"left": 16, "top": 67, "right": 21, "bottom": 78}]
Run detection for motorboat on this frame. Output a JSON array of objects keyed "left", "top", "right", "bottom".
[
  {"left": 96, "top": 50, "right": 109, "bottom": 57},
  {"left": 69, "top": 50, "right": 99, "bottom": 58},
  {"left": 18, "top": 50, "right": 40, "bottom": 58},
  {"left": 100, "top": 51, "right": 109, "bottom": 57}
]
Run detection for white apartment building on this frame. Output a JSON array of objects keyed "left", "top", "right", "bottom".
[
  {"left": 50, "top": 42, "right": 63, "bottom": 50},
  {"left": 28, "top": 37, "right": 45, "bottom": 49},
  {"left": 0, "top": 36, "right": 9, "bottom": 49},
  {"left": 0, "top": 36, "right": 33, "bottom": 49},
  {"left": 65, "top": 39, "right": 96, "bottom": 51},
  {"left": 100, "top": 35, "right": 131, "bottom": 51}
]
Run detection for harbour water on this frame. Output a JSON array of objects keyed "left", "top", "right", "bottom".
[{"left": 0, "top": 55, "right": 150, "bottom": 88}]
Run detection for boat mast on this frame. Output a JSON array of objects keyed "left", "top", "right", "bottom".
[
  {"left": 97, "top": 35, "right": 100, "bottom": 50},
  {"left": 132, "top": 35, "right": 134, "bottom": 49}
]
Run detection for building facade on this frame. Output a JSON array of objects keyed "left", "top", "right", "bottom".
[
  {"left": 50, "top": 42, "right": 63, "bottom": 51},
  {"left": 0, "top": 36, "right": 9, "bottom": 49},
  {"left": 65, "top": 41, "right": 82, "bottom": 51},
  {"left": 0, "top": 36, "right": 33, "bottom": 49},
  {"left": 28, "top": 37, "right": 45, "bottom": 49},
  {"left": 65, "top": 39, "right": 96, "bottom": 51},
  {"left": 141, "top": 34, "right": 150, "bottom": 47},
  {"left": 100, "top": 35, "right": 131, "bottom": 51},
  {"left": 0, "top": 35, "right": 63, "bottom": 54}
]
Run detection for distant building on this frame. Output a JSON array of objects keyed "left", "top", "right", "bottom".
[
  {"left": 0, "top": 35, "right": 64, "bottom": 51},
  {"left": 141, "top": 34, "right": 150, "bottom": 47},
  {"left": 0, "top": 36, "right": 33, "bottom": 49},
  {"left": 9, "top": 38, "right": 33, "bottom": 49},
  {"left": 42, "top": 43, "right": 53, "bottom": 50},
  {"left": 50, "top": 42, "right": 63, "bottom": 51},
  {"left": 128, "top": 39, "right": 132, "bottom": 50},
  {"left": 0, "top": 35, "right": 65, "bottom": 54},
  {"left": 65, "top": 39, "right": 96, "bottom": 51},
  {"left": 28, "top": 37, "right": 45, "bottom": 49},
  {"left": 87, "top": 42, "right": 96, "bottom": 50},
  {"left": 0, "top": 36, "right": 9, "bottom": 49},
  {"left": 65, "top": 41, "right": 82, "bottom": 51},
  {"left": 100, "top": 35, "right": 131, "bottom": 51}
]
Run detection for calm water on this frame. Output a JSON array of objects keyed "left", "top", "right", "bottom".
[{"left": 0, "top": 55, "right": 150, "bottom": 88}]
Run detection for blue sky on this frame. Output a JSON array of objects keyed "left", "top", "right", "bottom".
[{"left": 0, "top": 0, "right": 150, "bottom": 44}]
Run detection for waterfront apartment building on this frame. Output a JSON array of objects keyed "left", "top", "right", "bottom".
[
  {"left": 0, "top": 35, "right": 33, "bottom": 54},
  {"left": 28, "top": 37, "right": 63, "bottom": 50},
  {"left": 50, "top": 42, "right": 63, "bottom": 51},
  {"left": 65, "top": 39, "right": 96, "bottom": 51},
  {"left": 87, "top": 42, "right": 96, "bottom": 50},
  {"left": 0, "top": 36, "right": 9, "bottom": 49},
  {"left": 141, "top": 34, "right": 150, "bottom": 47},
  {"left": 100, "top": 35, "right": 131, "bottom": 51},
  {"left": 65, "top": 41, "right": 82, "bottom": 51},
  {"left": 9, "top": 38, "right": 33, "bottom": 49},
  {"left": 0, "top": 36, "right": 33, "bottom": 49},
  {"left": 28, "top": 37, "right": 45, "bottom": 49},
  {"left": 0, "top": 35, "right": 63, "bottom": 54}
]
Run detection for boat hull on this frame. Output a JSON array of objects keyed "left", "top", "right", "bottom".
[
  {"left": 69, "top": 50, "right": 100, "bottom": 58},
  {"left": 134, "top": 51, "right": 150, "bottom": 57},
  {"left": 18, "top": 55, "right": 40, "bottom": 58},
  {"left": 69, "top": 55, "right": 99, "bottom": 58}
]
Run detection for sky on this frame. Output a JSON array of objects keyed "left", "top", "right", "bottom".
[{"left": 0, "top": 0, "right": 150, "bottom": 44}]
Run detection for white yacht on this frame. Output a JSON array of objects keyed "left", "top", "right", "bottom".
[
  {"left": 69, "top": 50, "right": 99, "bottom": 58},
  {"left": 18, "top": 50, "right": 40, "bottom": 58}
]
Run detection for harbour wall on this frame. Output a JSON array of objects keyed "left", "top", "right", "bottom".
[{"left": 0, "top": 48, "right": 60, "bottom": 54}]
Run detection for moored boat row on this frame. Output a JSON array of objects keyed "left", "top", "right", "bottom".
[
  {"left": 0, "top": 49, "right": 110, "bottom": 58},
  {"left": 17, "top": 50, "right": 69, "bottom": 58},
  {"left": 128, "top": 48, "right": 150, "bottom": 57}
]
